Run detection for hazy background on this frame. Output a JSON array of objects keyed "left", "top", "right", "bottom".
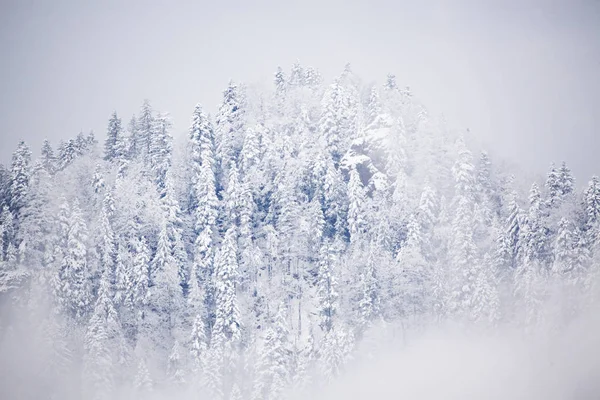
[{"left": 1, "top": 0, "right": 599, "bottom": 181}]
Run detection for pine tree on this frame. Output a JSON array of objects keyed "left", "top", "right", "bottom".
[
  {"left": 167, "top": 340, "right": 186, "bottom": 386},
  {"left": 224, "top": 162, "right": 241, "bottom": 226},
  {"left": 347, "top": 168, "right": 365, "bottom": 243},
  {"left": 131, "top": 235, "right": 150, "bottom": 314},
  {"left": 252, "top": 304, "right": 291, "bottom": 400},
  {"left": 40, "top": 139, "right": 56, "bottom": 175},
  {"left": 104, "top": 111, "right": 123, "bottom": 162},
  {"left": 56, "top": 198, "right": 92, "bottom": 321},
  {"left": 57, "top": 138, "right": 77, "bottom": 171},
  {"left": 113, "top": 239, "right": 131, "bottom": 307},
  {"left": 452, "top": 136, "right": 475, "bottom": 201},
  {"left": 190, "top": 313, "right": 208, "bottom": 374},
  {"left": 0, "top": 205, "right": 14, "bottom": 260},
  {"left": 137, "top": 99, "right": 155, "bottom": 162},
  {"left": 319, "top": 325, "right": 353, "bottom": 384},
  {"left": 569, "top": 228, "right": 590, "bottom": 285},
  {"left": 418, "top": 183, "right": 439, "bottom": 233},
  {"left": 519, "top": 183, "right": 547, "bottom": 265},
  {"left": 307, "top": 194, "right": 325, "bottom": 255},
  {"left": 240, "top": 127, "right": 261, "bottom": 175},
  {"left": 133, "top": 357, "right": 153, "bottom": 395},
  {"left": 553, "top": 218, "right": 574, "bottom": 276},
  {"left": 396, "top": 213, "right": 430, "bottom": 317},
  {"left": 9, "top": 140, "right": 32, "bottom": 221},
  {"left": 358, "top": 243, "right": 381, "bottom": 332},
  {"left": 146, "top": 221, "right": 183, "bottom": 352},
  {"left": 274, "top": 66, "right": 287, "bottom": 97},
  {"left": 317, "top": 240, "right": 339, "bottom": 332},
  {"left": 304, "top": 66, "right": 322, "bottom": 87},
  {"left": 212, "top": 224, "right": 242, "bottom": 383},
  {"left": 321, "top": 157, "right": 348, "bottom": 239},
  {"left": 161, "top": 173, "right": 188, "bottom": 293},
  {"left": 92, "top": 163, "right": 105, "bottom": 195},
  {"left": 469, "top": 254, "right": 500, "bottom": 325},
  {"left": 83, "top": 265, "right": 121, "bottom": 400},
  {"left": 127, "top": 115, "right": 139, "bottom": 160},
  {"left": 189, "top": 106, "right": 219, "bottom": 331},
  {"left": 189, "top": 104, "right": 219, "bottom": 231},
  {"left": 289, "top": 60, "right": 305, "bottom": 87},
  {"left": 215, "top": 81, "right": 245, "bottom": 167},
  {"left": 545, "top": 163, "right": 561, "bottom": 208},
  {"left": 99, "top": 191, "right": 115, "bottom": 277},
  {"left": 448, "top": 196, "right": 477, "bottom": 316},
  {"left": 149, "top": 112, "right": 173, "bottom": 192},
  {"left": 384, "top": 73, "right": 397, "bottom": 90},
  {"left": 558, "top": 161, "right": 575, "bottom": 197},
  {"left": 319, "top": 79, "right": 346, "bottom": 164},
  {"left": 584, "top": 176, "right": 600, "bottom": 235},
  {"left": 230, "top": 383, "right": 243, "bottom": 400},
  {"left": 504, "top": 193, "right": 523, "bottom": 270},
  {"left": 366, "top": 86, "right": 381, "bottom": 125}
]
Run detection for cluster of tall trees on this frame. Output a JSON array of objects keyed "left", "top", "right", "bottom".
[{"left": 0, "top": 61, "right": 598, "bottom": 400}]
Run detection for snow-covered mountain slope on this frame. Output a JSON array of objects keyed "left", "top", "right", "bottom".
[{"left": 0, "top": 62, "right": 599, "bottom": 400}]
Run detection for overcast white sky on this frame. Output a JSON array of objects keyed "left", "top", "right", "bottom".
[{"left": 1, "top": 0, "right": 599, "bottom": 182}]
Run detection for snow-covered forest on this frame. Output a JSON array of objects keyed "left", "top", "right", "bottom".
[{"left": 0, "top": 62, "right": 599, "bottom": 399}]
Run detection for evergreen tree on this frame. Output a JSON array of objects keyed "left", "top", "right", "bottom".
[
  {"left": 448, "top": 196, "right": 477, "bottom": 315},
  {"left": 347, "top": 168, "right": 365, "bottom": 243},
  {"left": 418, "top": 183, "right": 439, "bottom": 234},
  {"left": 133, "top": 357, "right": 153, "bottom": 396},
  {"left": 304, "top": 66, "right": 322, "bottom": 87},
  {"left": 9, "top": 140, "right": 32, "bottom": 221},
  {"left": 149, "top": 112, "right": 173, "bottom": 192},
  {"left": 137, "top": 99, "right": 155, "bottom": 162},
  {"left": 558, "top": 161, "right": 575, "bottom": 197},
  {"left": 92, "top": 164, "right": 105, "bottom": 195},
  {"left": 358, "top": 243, "right": 381, "bottom": 331},
  {"left": 366, "top": 86, "right": 381, "bottom": 125},
  {"left": 553, "top": 218, "right": 574, "bottom": 276},
  {"left": 584, "top": 176, "right": 600, "bottom": 235},
  {"left": 212, "top": 224, "right": 242, "bottom": 384},
  {"left": 545, "top": 163, "right": 561, "bottom": 208},
  {"left": 452, "top": 136, "right": 475, "bottom": 201},
  {"left": 190, "top": 312, "right": 208, "bottom": 375},
  {"left": 274, "top": 66, "right": 287, "bottom": 97},
  {"left": 252, "top": 304, "right": 291, "bottom": 400},
  {"left": 317, "top": 240, "right": 338, "bottom": 332},
  {"left": 40, "top": 139, "right": 56, "bottom": 175},
  {"left": 384, "top": 73, "right": 397, "bottom": 90},
  {"left": 215, "top": 81, "right": 245, "bottom": 167},
  {"left": 569, "top": 228, "right": 590, "bottom": 285},
  {"left": 519, "top": 183, "right": 547, "bottom": 265},
  {"left": 57, "top": 138, "right": 77, "bottom": 171},
  {"left": 504, "top": 193, "right": 523, "bottom": 270},
  {"left": 289, "top": 60, "right": 305, "bottom": 86},
  {"left": 0, "top": 204, "right": 15, "bottom": 260},
  {"left": 167, "top": 340, "right": 186, "bottom": 386},
  {"left": 104, "top": 111, "right": 123, "bottom": 162},
  {"left": 99, "top": 191, "right": 115, "bottom": 277},
  {"left": 127, "top": 115, "right": 139, "bottom": 160},
  {"left": 240, "top": 127, "right": 261, "bottom": 175},
  {"left": 469, "top": 254, "right": 500, "bottom": 324},
  {"left": 83, "top": 265, "right": 121, "bottom": 400},
  {"left": 319, "top": 79, "right": 346, "bottom": 164},
  {"left": 230, "top": 383, "right": 243, "bottom": 400},
  {"left": 146, "top": 221, "right": 183, "bottom": 352},
  {"left": 56, "top": 198, "right": 92, "bottom": 321},
  {"left": 131, "top": 235, "right": 151, "bottom": 316},
  {"left": 320, "top": 325, "right": 353, "bottom": 384}
]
